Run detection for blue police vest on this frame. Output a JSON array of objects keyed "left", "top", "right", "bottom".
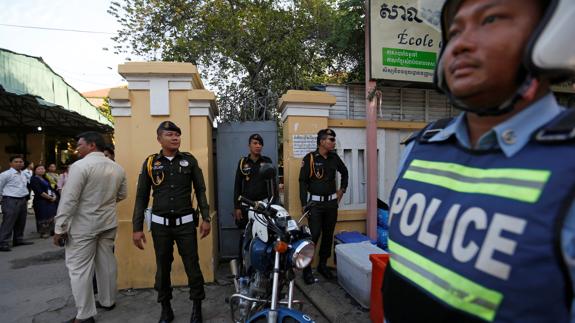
[{"left": 387, "top": 122, "right": 575, "bottom": 322}]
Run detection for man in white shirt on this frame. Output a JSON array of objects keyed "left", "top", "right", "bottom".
[
  {"left": 53, "top": 132, "right": 127, "bottom": 323},
  {"left": 0, "top": 155, "right": 33, "bottom": 251}
]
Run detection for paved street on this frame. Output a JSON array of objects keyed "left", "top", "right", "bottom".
[{"left": 0, "top": 212, "right": 369, "bottom": 323}]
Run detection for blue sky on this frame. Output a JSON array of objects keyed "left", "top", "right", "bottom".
[{"left": 0, "top": 0, "right": 137, "bottom": 92}]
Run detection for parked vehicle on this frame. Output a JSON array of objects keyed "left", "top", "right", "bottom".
[{"left": 228, "top": 191, "right": 316, "bottom": 323}]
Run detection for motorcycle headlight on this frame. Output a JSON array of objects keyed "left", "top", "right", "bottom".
[{"left": 289, "top": 240, "right": 315, "bottom": 269}]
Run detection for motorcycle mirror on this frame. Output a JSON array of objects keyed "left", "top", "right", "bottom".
[{"left": 260, "top": 163, "right": 276, "bottom": 180}]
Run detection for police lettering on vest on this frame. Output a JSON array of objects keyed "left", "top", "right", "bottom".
[
  {"left": 389, "top": 187, "right": 526, "bottom": 281},
  {"left": 386, "top": 144, "right": 574, "bottom": 322}
]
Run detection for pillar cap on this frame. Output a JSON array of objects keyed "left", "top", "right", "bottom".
[
  {"left": 108, "top": 87, "right": 129, "bottom": 100},
  {"left": 118, "top": 62, "right": 204, "bottom": 89},
  {"left": 188, "top": 90, "right": 218, "bottom": 116},
  {"left": 278, "top": 90, "right": 336, "bottom": 112}
]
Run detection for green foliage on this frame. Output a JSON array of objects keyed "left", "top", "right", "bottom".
[
  {"left": 109, "top": 0, "right": 365, "bottom": 121},
  {"left": 98, "top": 97, "right": 114, "bottom": 123}
]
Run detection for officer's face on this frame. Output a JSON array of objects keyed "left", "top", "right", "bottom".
[
  {"left": 249, "top": 139, "right": 263, "bottom": 156},
  {"left": 157, "top": 130, "right": 181, "bottom": 151},
  {"left": 10, "top": 158, "right": 24, "bottom": 171},
  {"left": 442, "top": 0, "right": 543, "bottom": 109},
  {"left": 321, "top": 136, "right": 336, "bottom": 151}
]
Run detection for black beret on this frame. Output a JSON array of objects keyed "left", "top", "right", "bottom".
[
  {"left": 249, "top": 133, "right": 264, "bottom": 145},
  {"left": 157, "top": 121, "right": 181, "bottom": 135}
]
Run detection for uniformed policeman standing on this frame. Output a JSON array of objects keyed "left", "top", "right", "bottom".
[
  {"left": 233, "top": 134, "right": 279, "bottom": 264},
  {"left": 299, "top": 129, "right": 348, "bottom": 284},
  {"left": 383, "top": 0, "right": 575, "bottom": 322},
  {"left": 132, "top": 121, "right": 211, "bottom": 323}
]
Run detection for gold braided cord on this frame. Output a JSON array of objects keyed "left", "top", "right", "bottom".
[
  {"left": 309, "top": 154, "right": 324, "bottom": 179},
  {"left": 239, "top": 157, "right": 250, "bottom": 176},
  {"left": 147, "top": 155, "right": 164, "bottom": 186}
]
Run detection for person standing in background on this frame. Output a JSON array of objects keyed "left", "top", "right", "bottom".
[
  {"left": 45, "top": 163, "right": 60, "bottom": 191},
  {"left": 0, "top": 156, "right": 34, "bottom": 251},
  {"left": 29, "top": 164, "right": 58, "bottom": 238},
  {"left": 233, "top": 133, "right": 278, "bottom": 269},
  {"left": 298, "top": 129, "right": 348, "bottom": 284}
]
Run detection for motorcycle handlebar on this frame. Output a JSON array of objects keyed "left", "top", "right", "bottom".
[
  {"left": 237, "top": 195, "right": 277, "bottom": 217},
  {"left": 238, "top": 196, "right": 256, "bottom": 208}
]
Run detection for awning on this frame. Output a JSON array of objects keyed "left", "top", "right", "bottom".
[{"left": 0, "top": 48, "right": 113, "bottom": 135}]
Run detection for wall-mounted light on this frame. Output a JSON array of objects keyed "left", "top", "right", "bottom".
[{"left": 37, "top": 126, "right": 43, "bottom": 131}]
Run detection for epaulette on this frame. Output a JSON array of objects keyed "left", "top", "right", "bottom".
[
  {"left": 401, "top": 131, "right": 420, "bottom": 145},
  {"left": 535, "top": 108, "right": 575, "bottom": 144},
  {"left": 418, "top": 117, "right": 454, "bottom": 143},
  {"left": 146, "top": 153, "right": 158, "bottom": 165}
]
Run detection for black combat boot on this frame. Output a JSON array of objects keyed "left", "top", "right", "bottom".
[
  {"left": 302, "top": 266, "right": 318, "bottom": 285},
  {"left": 190, "top": 299, "right": 203, "bottom": 323},
  {"left": 158, "top": 300, "right": 174, "bottom": 323},
  {"left": 317, "top": 259, "right": 334, "bottom": 280}
]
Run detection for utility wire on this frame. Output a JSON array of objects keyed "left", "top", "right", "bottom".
[{"left": 0, "top": 23, "right": 114, "bottom": 35}]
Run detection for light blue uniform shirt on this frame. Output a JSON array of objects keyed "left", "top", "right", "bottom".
[
  {"left": 399, "top": 93, "right": 575, "bottom": 318},
  {"left": 0, "top": 168, "right": 29, "bottom": 198}
]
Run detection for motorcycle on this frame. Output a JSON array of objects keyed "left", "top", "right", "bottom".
[{"left": 228, "top": 191, "right": 316, "bottom": 323}]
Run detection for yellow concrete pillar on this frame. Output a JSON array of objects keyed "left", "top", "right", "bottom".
[
  {"left": 109, "top": 62, "right": 218, "bottom": 289},
  {"left": 278, "top": 90, "right": 336, "bottom": 216}
]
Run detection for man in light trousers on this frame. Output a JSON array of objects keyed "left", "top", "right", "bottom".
[{"left": 54, "top": 132, "right": 127, "bottom": 323}]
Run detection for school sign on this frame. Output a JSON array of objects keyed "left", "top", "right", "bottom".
[{"left": 370, "top": 0, "right": 444, "bottom": 83}]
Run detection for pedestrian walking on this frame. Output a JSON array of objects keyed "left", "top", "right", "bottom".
[{"left": 53, "top": 132, "right": 127, "bottom": 323}]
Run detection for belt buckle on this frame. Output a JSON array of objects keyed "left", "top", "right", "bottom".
[{"left": 168, "top": 217, "right": 176, "bottom": 227}]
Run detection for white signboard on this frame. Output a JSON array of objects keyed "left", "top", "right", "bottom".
[
  {"left": 370, "top": 0, "right": 443, "bottom": 83},
  {"left": 292, "top": 135, "right": 316, "bottom": 158}
]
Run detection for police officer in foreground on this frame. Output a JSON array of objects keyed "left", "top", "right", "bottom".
[
  {"left": 233, "top": 134, "right": 279, "bottom": 263},
  {"left": 132, "top": 121, "right": 211, "bottom": 323},
  {"left": 383, "top": 0, "right": 575, "bottom": 322},
  {"left": 299, "top": 129, "right": 348, "bottom": 284}
]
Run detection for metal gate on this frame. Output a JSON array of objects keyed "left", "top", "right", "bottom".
[{"left": 216, "top": 121, "right": 278, "bottom": 259}]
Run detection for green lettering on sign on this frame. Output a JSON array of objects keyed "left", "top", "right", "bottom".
[{"left": 382, "top": 48, "right": 436, "bottom": 70}]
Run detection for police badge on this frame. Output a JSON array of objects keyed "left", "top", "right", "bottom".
[{"left": 179, "top": 160, "right": 189, "bottom": 167}]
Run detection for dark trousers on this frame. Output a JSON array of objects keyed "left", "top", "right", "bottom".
[
  {"left": 151, "top": 221, "right": 205, "bottom": 302},
  {"left": 0, "top": 197, "right": 28, "bottom": 246},
  {"left": 236, "top": 207, "right": 249, "bottom": 269},
  {"left": 308, "top": 200, "right": 338, "bottom": 262}
]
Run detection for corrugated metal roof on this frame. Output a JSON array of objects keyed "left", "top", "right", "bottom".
[{"left": 0, "top": 48, "right": 113, "bottom": 129}]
